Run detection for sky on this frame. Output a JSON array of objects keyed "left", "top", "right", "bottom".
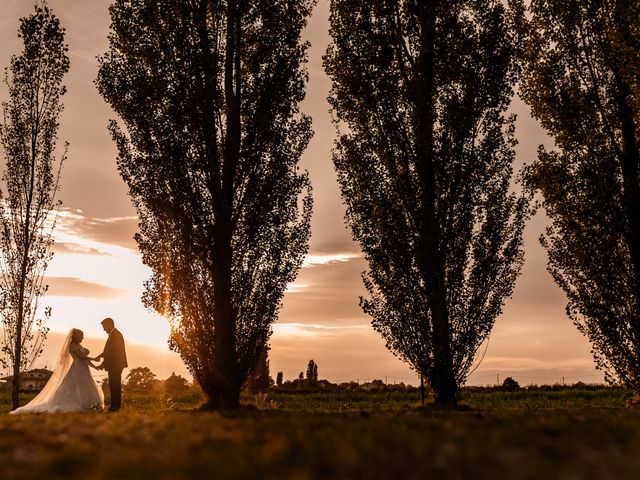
[{"left": 0, "top": 0, "right": 604, "bottom": 387}]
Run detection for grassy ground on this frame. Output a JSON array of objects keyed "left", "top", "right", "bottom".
[{"left": 0, "top": 387, "right": 638, "bottom": 479}]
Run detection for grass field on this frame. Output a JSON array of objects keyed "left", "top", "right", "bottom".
[{"left": 1, "top": 387, "right": 639, "bottom": 479}]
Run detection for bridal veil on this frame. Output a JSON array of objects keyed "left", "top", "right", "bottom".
[{"left": 10, "top": 329, "right": 75, "bottom": 412}]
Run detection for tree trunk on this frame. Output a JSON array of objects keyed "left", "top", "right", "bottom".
[
  {"left": 11, "top": 263, "right": 28, "bottom": 410},
  {"left": 209, "top": 229, "right": 239, "bottom": 409},
  {"left": 415, "top": 2, "right": 457, "bottom": 408},
  {"left": 11, "top": 312, "right": 22, "bottom": 410},
  {"left": 11, "top": 105, "right": 38, "bottom": 410},
  {"left": 204, "top": 0, "right": 242, "bottom": 410}
]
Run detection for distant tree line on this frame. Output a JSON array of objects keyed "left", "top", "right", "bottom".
[{"left": 0, "top": 0, "right": 638, "bottom": 410}]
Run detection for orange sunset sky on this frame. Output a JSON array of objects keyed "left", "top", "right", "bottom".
[{"left": 0, "top": 0, "right": 603, "bottom": 386}]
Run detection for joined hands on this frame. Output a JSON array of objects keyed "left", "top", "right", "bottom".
[{"left": 88, "top": 354, "right": 105, "bottom": 370}]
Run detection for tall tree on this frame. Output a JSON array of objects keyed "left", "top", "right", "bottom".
[
  {"left": 520, "top": 0, "right": 640, "bottom": 389},
  {"left": 306, "top": 358, "right": 317, "bottom": 383},
  {"left": 0, "top": 2, "right": 68, "bottom": 410},
  {"left": 96, "top": 0, "right": 314, "bottom": 409},
  {"left": 325, "top": 0, "right": 528, "bottom": 406}
]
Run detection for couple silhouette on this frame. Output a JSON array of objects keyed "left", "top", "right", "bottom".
[{"left": 10, "top": 317, "right": 128, "bottom": 414}]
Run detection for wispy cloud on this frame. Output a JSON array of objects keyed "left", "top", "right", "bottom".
[
  {"left": 307, "top": 236, "right": 362, "bottom": 256},
  {"left": 274, "top": 322, "right": 370, "bottom": 337},
  {"left": 52, "top": 241, "right": 114, "bottom": 256},
  {"left": 281, "top": 257, "right": 369, "bottom": 326},
  {"left": 303, "top": 252, "right": 360, "bottom": 267},
  {"left": 56, "top": 209, "right": 139, "bottom": 251},
  {"left": 45, "top": 276, "right": 129, "bottom": 299}
]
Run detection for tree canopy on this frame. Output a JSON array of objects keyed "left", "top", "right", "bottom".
[
  {"left": 325, "top": 0, "right": 528, "bottom": 405},
  {"left": 96, "top": 0, "right": 314, "bottom": 408},
  {"left": 126, "top": 366, "right": 157, "bottom": 393},
  {"left": 521, "top": 0, "right": 640, "bottom": 389}
]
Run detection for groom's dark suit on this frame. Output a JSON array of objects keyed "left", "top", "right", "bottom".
[{"left": 99, "top": 328, "right": 127, "bottom": 411}]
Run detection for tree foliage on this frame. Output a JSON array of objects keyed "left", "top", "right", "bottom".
[
  {"left": 325, "top": 0, "right": 528, "bottom": 405},
  {"left": 245, "top": 344, "right": 271, "bottom": 393},
  {"left": 164, "top": 372, "right": 190, "bottom": 394},
  {"left": 126, "top": 366, "right": 157, "bottom": 392},
  {"left": 0, "top": 2, "right": 68, "bottom": 410},
  {"left": 501, "top": 376, "right": 519, "bottom": 392},
  {"left": 306, "top": 358, "right": 318, "bottom": 383},
  {"left": 520, "top": 0, "right": 640, "bottom": 389},
  {"left": 96, "top": 0, "right": 314, "bottom": 408}
]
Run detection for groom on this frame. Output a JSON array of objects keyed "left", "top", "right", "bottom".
[{"left": 93, "top": 317, "right": 128, "bottom": 412}]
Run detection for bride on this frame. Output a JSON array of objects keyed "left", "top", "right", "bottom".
[{"left": 11, "top": 328, "right": 104, "bottom": 414}]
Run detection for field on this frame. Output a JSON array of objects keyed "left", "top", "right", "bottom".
[{"left": 1, "top": 387, "right": 640, "bottom": 479}]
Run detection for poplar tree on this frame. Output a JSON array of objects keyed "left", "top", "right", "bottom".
[
  {"left": 521, "top": 0, "right": 640, "bottom": 389},
  {"left": 96, "top": 0, "right": 314, "bottom": 409},
  {"left": 306, "top": 358, "right": 317, "bottom": 383},
  {"left": 0, "top": 2, "right": 68, "bottom": 410},
  {"left": 325, "top": 0, "right": 528, "bottom": 406}
]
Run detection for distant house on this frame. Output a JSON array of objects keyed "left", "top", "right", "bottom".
[
  {"left": 0, "top": 368, "right": 53, "bottom": 392},
  {"left": 358, "top": 379, "right": 383, "bottom": 392}
]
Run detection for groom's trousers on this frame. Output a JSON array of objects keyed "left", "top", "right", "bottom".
[{"left": 108, "top": 368, "right": 123, "bottom": 411}]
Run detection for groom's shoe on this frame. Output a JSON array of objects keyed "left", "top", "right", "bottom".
[{"left": 107, "top": 407, "right": 120, "bottom": 412}]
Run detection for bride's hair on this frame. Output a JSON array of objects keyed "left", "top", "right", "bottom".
[{"left": 71, "top": 328, "right": 84, "bottom": 343}]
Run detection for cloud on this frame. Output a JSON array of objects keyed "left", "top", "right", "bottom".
[
  {"left": 57, "top": 210, "right": 139, "bottom": 250},
  {"left": 45, "top": 276, "right": 129, "bottom": 300},
  {"left": 274, "top": 322, "right": 370, "bottom": 338},
  {"left": 308, "top": 236, "right": 362, "bottom": 256},
  {"left": 281, "top": 257, "right": 369, "bottom": 325},
  {"left": 303, "top": 252, "right": 360, "bottom": 267},
  {"left": 52, "top": 242, "right": 114, "bottom": 256},
  {"left": 475, "top": 355, "right": 596, "bottom": 371}
]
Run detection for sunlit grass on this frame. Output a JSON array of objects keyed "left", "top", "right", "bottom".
[{"left": 1, "top": 387, "right": 639, "bottom": 479}]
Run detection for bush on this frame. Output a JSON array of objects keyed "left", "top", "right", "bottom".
[{"left": 502, "top": 377, "right": 520, "bottom": 392}]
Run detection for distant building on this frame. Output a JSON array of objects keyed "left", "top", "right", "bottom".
[{"left": 0, "top": 368, "right": 53, "bottom": 392}]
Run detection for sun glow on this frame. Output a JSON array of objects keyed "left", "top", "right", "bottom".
[{"left": 28, "top": 210, "right": 169, "bottom": 349}]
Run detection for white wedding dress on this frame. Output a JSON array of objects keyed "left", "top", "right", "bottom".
[{"left": 10, "top": 330, "right": 105, "bottom": 414}]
